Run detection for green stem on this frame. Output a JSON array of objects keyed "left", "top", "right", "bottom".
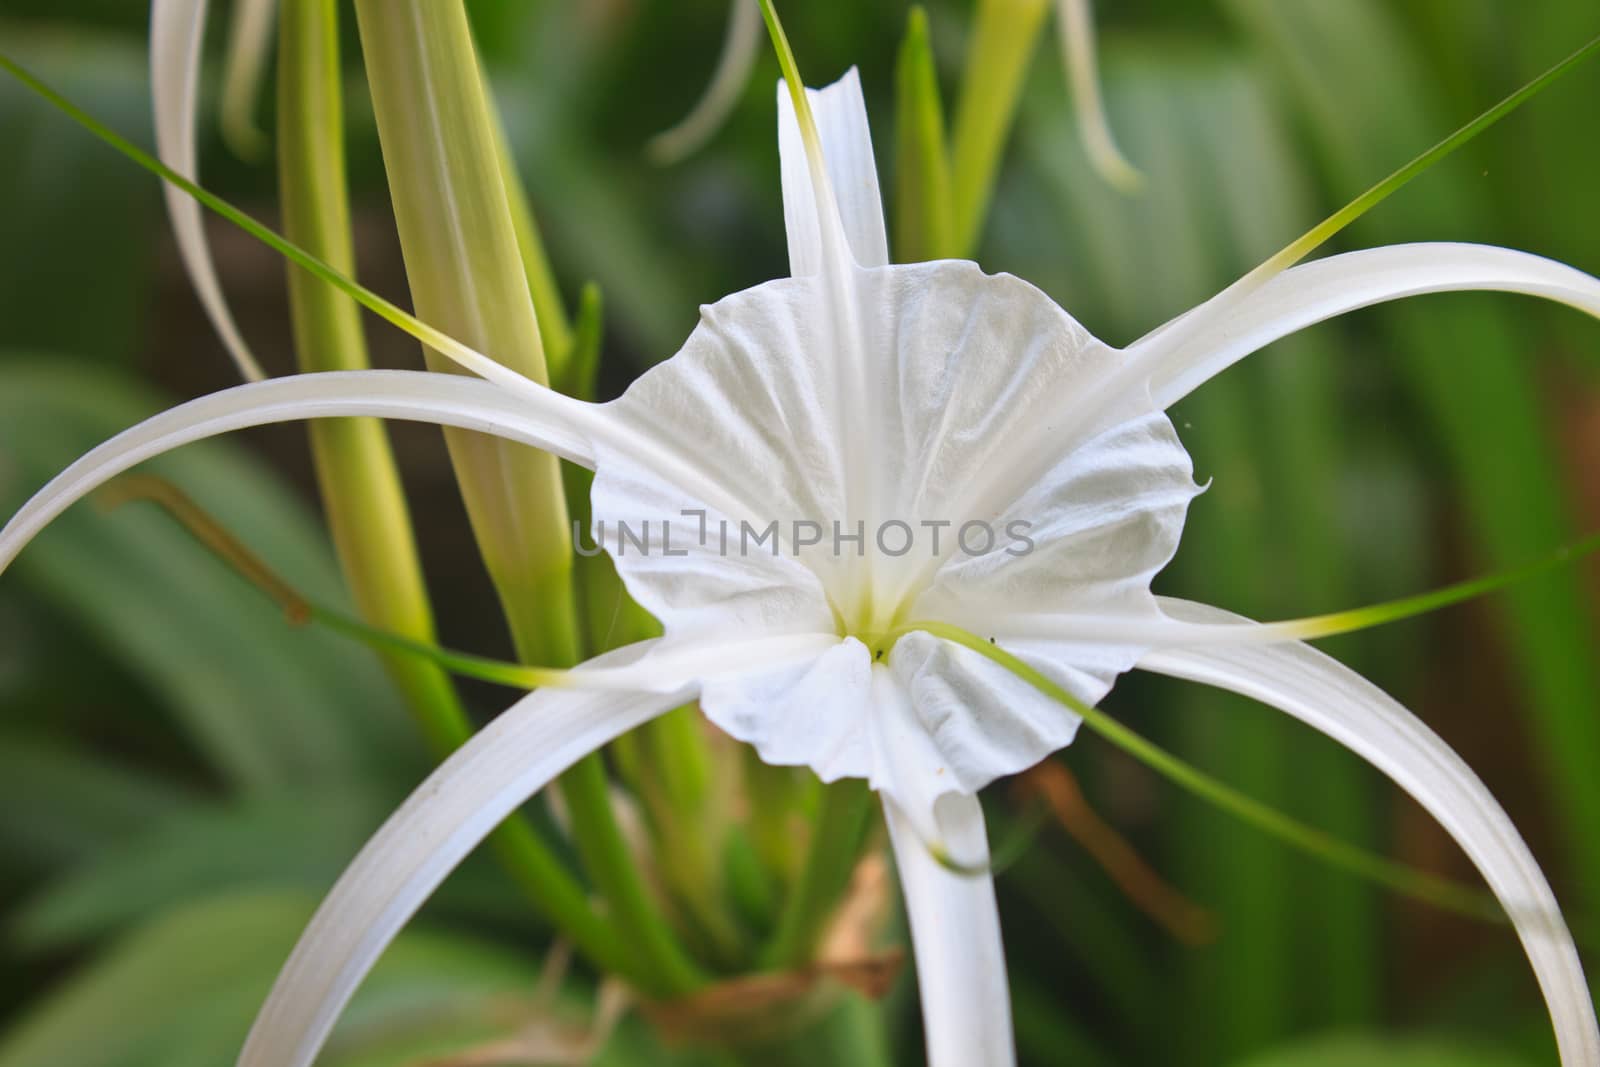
[
  {"left": 559, "top": 751, "right": 706, "bottom": 994},
  {"left": 350, "top": 0, "right": 701, "bottom": 996},
  {"left": 645, "top": 705, "right": 713, "bottom": 813},
  {"left": 948, "top": 0, "right": 1050, "bottom": 257},
  {"left": 641, "top": 707, "right": 748, "bottom": 965},
  {"left": 274, "top": 0, "right": 625, "bottom": 976},
  {"left": 351, "top": 0, "right": 577, "bottom": 659},
  {"left": 756, "top": 1, "right": 811, "bottom": 133},
  {"left": 1251, "top": 530, "right": 1600, "bottom": 642},
  {"left": 278, "top": 0, "right": 452, "bottom": 739},
  {"left": 491, "top": 105, "right": 575, "bottom": 379},
  {"left": 893, "top": 6, "right": 956, "bottom": 262},
  {"left": 744, "top": 750, "right": 816, "bottom": 884},
  {"left": 759, "top": 778, "right": 875, "bottom": 969}
]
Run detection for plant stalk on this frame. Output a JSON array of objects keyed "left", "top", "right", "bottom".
[
  {"left": 276, "top": 0, "right": 630, "bottom": 974},
  {"left": 948, "top": 0, "right": 1050, "bottom": 256},
  {"left": 350, "top": 0, "right": 702, "bottom": 996}
]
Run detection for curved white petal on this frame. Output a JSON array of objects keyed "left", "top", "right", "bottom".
[
  {"left": 777, "top": 68, "right": 889, "bottom": 275},
  {"left": 219, "top": 0, "right": 278, "bottom": 159},
  {"left": 217, "top": 0, "right": 276, "bottom": 158},
  {"left": 945, "top": 606, "right": 1346, "bottom": 648},
  {"left": 551, "top": 631, "right": 842, "bottom": 693},
  {"left": 0, "top": 370, "right": 598, "bottom": 576},
  {"left": 885, "top": 792, "right": 1016, "bottom": 1067},
  {"left": 1139, "top": 598, "right": 1600, "bottom": 1065},
  {"left": 1129, "top": 243, "right": 1600, "bottom": 410},
  {"left": 1054, "top": 0, "right": 1142, "bottom": 192},
  {"left": 151, "top": 0, "right": 267, "bottom": 382},
  {"left": 647, "top": 0, "right": 762, "bottom": 164},
  {"left": 237, "top": 642, "right": 688, "bottom": 1067}
]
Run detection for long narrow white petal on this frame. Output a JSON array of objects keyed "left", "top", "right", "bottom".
[
  {"left": 1139, "top": 598, "right": 1600, "bottom": 1065},
  {"left": 647, "top": 0, "right": 762, "bottom": 164},
  {"left": 1128, "top": 243, "right": 1600, "bottom": 410},
  {"left": 219, "top": 0, "right": 278, "bottom": 159},
  {"left": 1054, "top": 0, "right": 1143, "bottom": 192},
  {"left": 238, "top": 645, "right": 688, "bottom": 1067},
  {"left": 884, "top": 793, "right": 1016, "bottom": 1067},
  {"left": 151, "top": 0, "right": 267, "bottom": 382},
  {"left": 542, "top": 632, "right": 842, "bottom": 693},
  {"left": 0, "top": 370, "right": 597, "bottom": 575},
  {"left": 777, "top": 68, "right": 889, "bottom": 275},
  {"left": 946, "top": 607, "right": 1341, "bottom": 648}
]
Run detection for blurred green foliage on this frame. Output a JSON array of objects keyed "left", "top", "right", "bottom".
[{"left": 0, "top": 1, "right": 1596, "bottom": 1064}]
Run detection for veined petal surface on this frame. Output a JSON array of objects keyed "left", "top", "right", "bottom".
[
  {"left": 22, "top": 29, "right": 1600, "bottom": 1067},
  {"left": 594, "top": 259, "right": 1195, "bottom": 803},
  {"left": 700, "top": 638, "right": 876, "bottom": 783},
  {"left": 593, "top": 72, "right": 1196, "bottom": 822}
]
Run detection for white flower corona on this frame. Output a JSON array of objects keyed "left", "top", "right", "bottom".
[{"left": 593, "top": 74, "right": 1201, "bottom": 849}]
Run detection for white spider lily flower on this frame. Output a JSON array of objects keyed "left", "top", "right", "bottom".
[{"left": 6, "top": 69, "right": 1600, "bottom": 1067}]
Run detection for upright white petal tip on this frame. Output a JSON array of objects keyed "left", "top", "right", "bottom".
[{"left": 776, "top": 66, "right": 889, "bottom": 275}]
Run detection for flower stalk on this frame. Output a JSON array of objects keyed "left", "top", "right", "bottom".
[
  {"left": 349, "top": 0, "right": 576, "bottom": 658},
  {"left": 760, "top": 779, "right": 875, "bottom": 969},
  {"left": 948, "top": 0, "right": 1050, "bottom": 256},
  {"left": 893, "top": 7, "right": 956, "bottom": 262},
  {"left": 491, "top": 105, "right": 576, "bottom": 380},
  {"left": 274, "top": 0, "right": 631, "bottom": 974},
  {"left": 349, "top": 0, "right": 702, "bottom": 996},
  {"left": 277, "top": 0, "right": 449, "bottom": 748}
]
